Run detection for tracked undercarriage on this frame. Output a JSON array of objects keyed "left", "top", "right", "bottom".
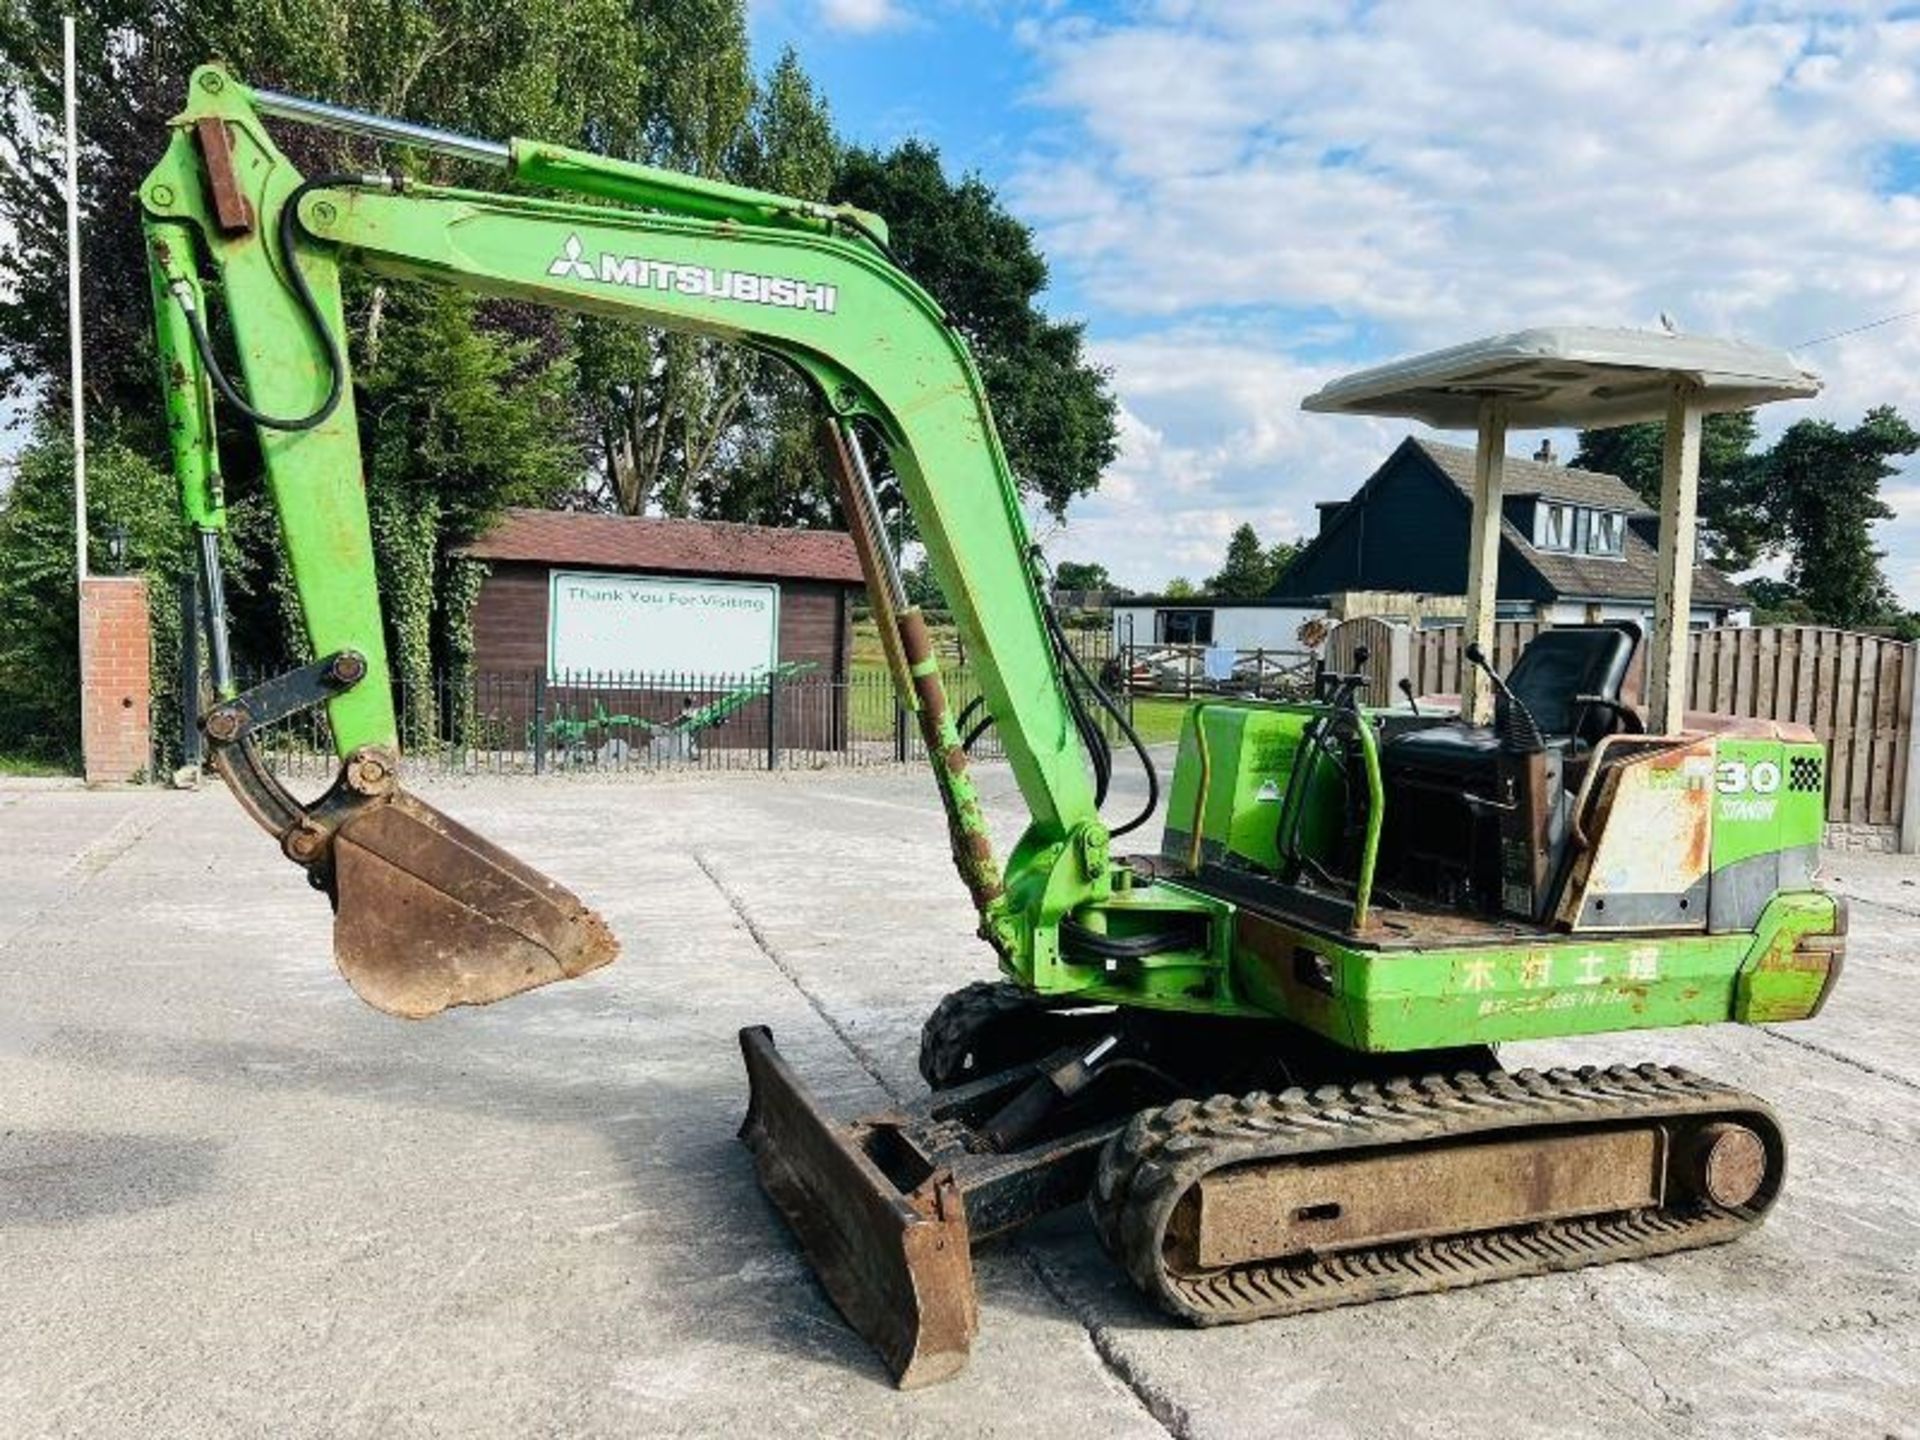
[
  {"left": 1094, "top": 1063, "right": 1780, "bottom": 1325},
  {"left": 741, "top": 986, "right": 1784, "bottom": 1385}
]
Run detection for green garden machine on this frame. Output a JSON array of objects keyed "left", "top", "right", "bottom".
[{"left": 142, "top": 68, "right": 1844, "bottom": 1389}]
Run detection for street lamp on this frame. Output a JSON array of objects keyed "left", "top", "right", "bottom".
[{"left": 105, "top": 522, "right": 128, "bottom": 571}]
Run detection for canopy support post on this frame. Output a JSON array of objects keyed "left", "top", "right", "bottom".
[
  {"left": 1461, "top": 397, "right": 1508, "bottom": 725},
  {"left": 1648, "top": 379, "right": 1702, "bottom": 735}
]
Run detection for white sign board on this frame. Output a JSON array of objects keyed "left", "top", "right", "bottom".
[{"left": 547, "top": 571, "right": 779, "bottom": 679}]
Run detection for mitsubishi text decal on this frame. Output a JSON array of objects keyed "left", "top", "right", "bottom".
[{"left": 546, "top": 234, "right": 838, "bottom": 314}]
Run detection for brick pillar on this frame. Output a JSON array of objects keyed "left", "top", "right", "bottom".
[{"left": 80, "top": 576, "right": 152, "bottom": 785}]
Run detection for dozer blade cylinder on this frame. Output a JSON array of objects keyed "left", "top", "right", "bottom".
[
  {"left": 330, "top": 788, "right": 617, "bottom": 1019},
  {"left": 737, "top": 1027, "right": 977, "bottom": 1388}
]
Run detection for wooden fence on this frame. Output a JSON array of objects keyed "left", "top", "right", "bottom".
[
  {"left": 1323, "top": 615, "right": 1404, "bottom": 703},
  {"left": 1405, "top": 623, "right": 1914, "bottom": 830}
]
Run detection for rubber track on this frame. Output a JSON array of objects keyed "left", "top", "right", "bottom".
[
  {"left": 918, "top": 980, "right": 1058, "bottom": 1090},
  {"left": 1090, "top": 1063, "right": 1783, "bottom": 1325}
]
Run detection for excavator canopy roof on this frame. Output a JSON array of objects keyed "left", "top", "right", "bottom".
[{"left": 1300, "top": 325, "right": 1819, "bottom": 429}]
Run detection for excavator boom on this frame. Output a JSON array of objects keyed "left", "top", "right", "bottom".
[
  {"left": 144, "top": 69, "right": 1161, "bottom": 1373},
  {"left": 143, "top": 66, "right": 1136, "bottom": 1017}
]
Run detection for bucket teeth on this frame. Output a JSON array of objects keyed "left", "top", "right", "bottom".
[{"left": 330, "top": 789, "right": 617, "bottom": 1019}]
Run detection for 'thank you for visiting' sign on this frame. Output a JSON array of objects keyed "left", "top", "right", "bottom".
[{"left": 547, "top": 570, "right": 779, "bottom": 679}]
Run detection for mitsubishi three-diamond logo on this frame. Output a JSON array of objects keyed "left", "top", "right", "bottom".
[
  {"left": 548, "top": 234, "right": 598, "bottom": 280},
  {"left": 541, "top": 232, "right": 838, "bottom": 313}
]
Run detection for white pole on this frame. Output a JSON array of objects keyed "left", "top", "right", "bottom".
[
  {"left": 64, "top": 15, "right": 86, "bottom": 581},
  {"left": 1460, "top": 397, "right": 1508, "bottom": 725},
  {"left": 64, "top": 15, "right": 91, "bottom": 772},
  {"left": 1647, "top": 378, "right": 1702, "bottom": 735}
]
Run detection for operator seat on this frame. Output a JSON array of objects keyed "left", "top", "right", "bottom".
[
  {"left": 1385, "top": 624, "right": 1641, "bottom": 785},
  {"left": 1374, "top": 626, "right": 1641, "bottom": 919}
]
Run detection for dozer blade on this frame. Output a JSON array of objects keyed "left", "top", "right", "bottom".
[
  {"left": 331, "top": 789, "right": 618, "bottom": 1019},
  {"left": 738, "top": 1026, "right": 978, "bottom": 1388}
]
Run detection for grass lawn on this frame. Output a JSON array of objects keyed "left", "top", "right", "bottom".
[
  {"left": 847, "top": 612, "right": 1150, "bottom": 748},
  {"left": 0, "top": 753, "right": 71, "bottom": 777},
  {"left": 1128, "top": 696, "right": 1197, "bottom": 746}
]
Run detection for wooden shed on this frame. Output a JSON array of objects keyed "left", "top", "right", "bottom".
[{"left": 457, "top": 509, "right": 865, "bottom": 752}]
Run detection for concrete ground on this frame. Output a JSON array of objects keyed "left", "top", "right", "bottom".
[{"left": 2, "top": 762, "right": 1917, "bottom": 1439}]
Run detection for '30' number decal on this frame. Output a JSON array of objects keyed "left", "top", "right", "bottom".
[{"left": 1716, "top": 760, "right": 1781, "bottom": 795}]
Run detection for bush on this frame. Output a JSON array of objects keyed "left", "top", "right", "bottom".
[{"left": 0, "top": 433, "right": 189, "bottom": 767}]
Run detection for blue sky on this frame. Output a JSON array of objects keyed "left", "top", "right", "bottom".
[{"left": 750, "top": 1, "right": 1920, "bottom": 600}]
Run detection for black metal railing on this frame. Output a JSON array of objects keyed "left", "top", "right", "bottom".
[{"left": 237, "top": 646, "right": 1126, "bottom": 779}]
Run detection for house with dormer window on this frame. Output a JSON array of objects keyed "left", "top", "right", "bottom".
[{"left": 1270, "top": 436, "right": 1749, "bottom": 628}]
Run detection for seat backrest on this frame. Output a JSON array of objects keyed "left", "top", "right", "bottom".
[{"left": 1505, "top": 625, "right": 1639, "bottom": 739}]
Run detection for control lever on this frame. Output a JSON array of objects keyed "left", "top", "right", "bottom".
[
  {"left": 1396, "top": 677, "right": 1420, "bottom": 715},
  {"left": 1464, "top": 641, "right": 1544, "bottom": 753},
  {"left": 1315, "top": 646, "right": 1370, "bottom": 705}
]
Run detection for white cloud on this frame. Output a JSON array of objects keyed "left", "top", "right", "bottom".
[
  {"left": 1019, "top": 2, "right": 1920, "bottom": 600},
  {"left": 817, "top": 0, "right": 911, "bottom": 33},
  {"left": 1047, "top": 327, "right": 1402, "bottom": 591}
]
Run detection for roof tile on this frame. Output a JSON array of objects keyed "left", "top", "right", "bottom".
[
  {"left": 1412, "top": 438, "right": 1646, "bottom": 510},
  {"left": 1412, "top": 439, "right": 1748, "bottom": 607},
  {"left": 458, "top": 508, "right": 865, "bottom": 586}
]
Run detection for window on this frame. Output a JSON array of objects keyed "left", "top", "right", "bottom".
[
  {"left": 1532, "top": 502, "right": 1626, "bottom": 558},
  {"left": 1587, "top": 511, "right": 1625, "bottom": 557},
  {"left": 1534, "top": 502, "right": 1574, "bottom": 551},
  {"left": 1157, "top": 609, "right": 1213, "bottom": 644}
]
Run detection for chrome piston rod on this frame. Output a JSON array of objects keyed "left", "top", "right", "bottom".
[{"left": 252, "top": 86, "right": 509, "bottom": 167}]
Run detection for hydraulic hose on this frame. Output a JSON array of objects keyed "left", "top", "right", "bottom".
[
  {"left": 1043, "top": 600, "right": 1159, "bottom": 839},
  {"left": 169, "top": 172, "right": 387, "bottom": 432},
  {"left": 1045, "top": 605, "right": 1112, "bottom": 803},
  {"left": 957, "top": 694, "right": 996, "bottom": 755}
]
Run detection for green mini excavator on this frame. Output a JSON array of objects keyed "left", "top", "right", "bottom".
[{"left": 144, "top": 68, "right": 1844, "bottom": 1388}]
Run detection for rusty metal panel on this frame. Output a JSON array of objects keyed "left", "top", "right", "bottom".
[
  {"left": 738, "top": 1027, "right": 977, "bottom": 1389},
  {"left": 1560, "top": 736, "right": 1715, "bottom": 931},
  {"left": 193, "top": 116, "right": 255, "bottom": 233},
  {"left": 1192, "top": 1127, "right": 1664, "bottom": 1269}
]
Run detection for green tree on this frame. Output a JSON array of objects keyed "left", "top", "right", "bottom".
[
  {"left": 1162, "top": 577, "right": 1198, "bottom": 599},
  {"left": 359, "top": 284, "right": 584, "bottom": 742},
  {"left": 832, "top": 141, "right": 1119, "bottom": 523},
  {"left": 0, "top": 0, "right": 777, "bottom": 761},
  {"left": 0, "top": 433, "right": 204, "bottom": 766},
  {"left": 1207, "top": 523, "right": 1271, "bottom": 598},
  {"left": 1053, "top": 560, "right": 1116, "bottom": 594},
  {"left": 1571, "top": 412, "right": 1768, "bottom": 569},
  {"left": 1266, "top": 538, "right": 1303, "bottom": 589},
  {"left": 692, "top": 49, "right": 842, "bottom": 526},
  {"left": 571, "top": 2, "right": 760, "bottom": 518},
  {"left": 0, "top": 0, "right": 639, "bottom": 435},
  {"left": 902, "top": 553, "right": 944, "bottom": 610},
  {"left": 1762, "top": 407, "right": 1917, "bottom": 628},
  {"left": 0, "top": 2, "right": 1115, "bottom": 768},
  {"left": 1743, "top": 576, "right": 1812, "bottom": 625},
  {"left": 1206, "top": 523, "right": 1298, "bottom": 598}
]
